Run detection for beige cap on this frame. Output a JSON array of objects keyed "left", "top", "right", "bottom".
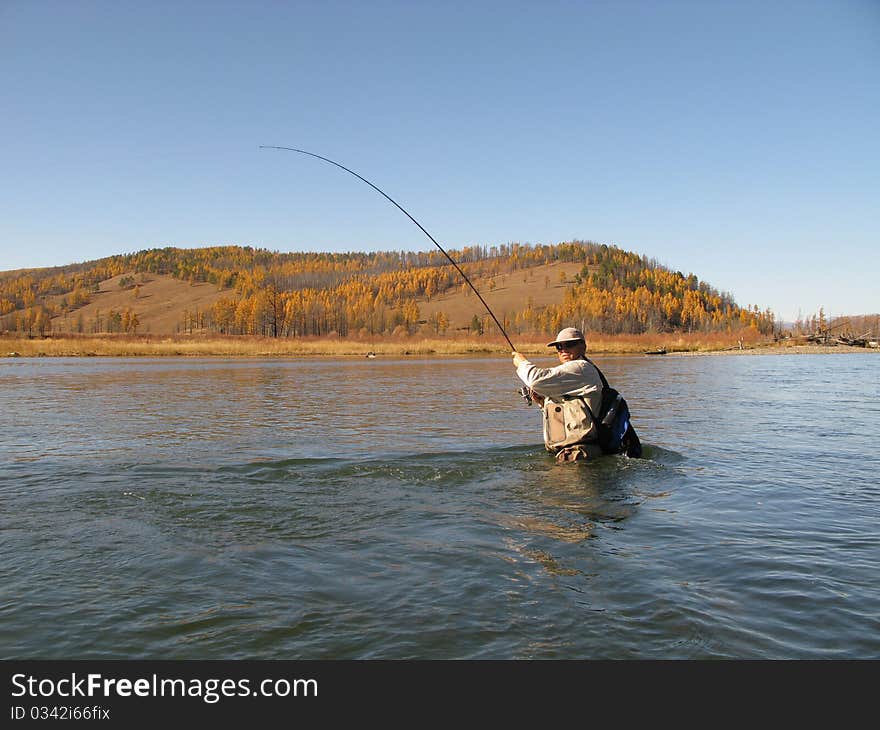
[{"left": 547, "top": 327, "right": 586, "bottom": 347}]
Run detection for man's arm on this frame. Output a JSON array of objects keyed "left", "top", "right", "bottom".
[{"left": 513, "top": 354, "right": 594, "bottom": 399}]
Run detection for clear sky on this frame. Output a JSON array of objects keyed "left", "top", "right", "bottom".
[{"left": 1, "top": 0, "right": 877, "bottom": 322}]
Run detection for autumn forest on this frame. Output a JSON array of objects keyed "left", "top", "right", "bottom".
[{"left": 1, "top": 240, "right": 776, "bottom": 341}]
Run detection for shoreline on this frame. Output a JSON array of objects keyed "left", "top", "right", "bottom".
[
  {"left": 667, "top": 344, "right": 878, "bottom": 356},
  {"left": 1, "top": 335, "right": 876, "bottom": 359}
]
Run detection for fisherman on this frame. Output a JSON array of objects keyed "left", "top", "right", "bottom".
[{"left": 512, "top": 327, "right": 641, "bottom": 461}]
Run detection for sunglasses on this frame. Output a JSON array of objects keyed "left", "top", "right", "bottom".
[{"left": 555, "top": 341, "right": 583, "bottom": 351}]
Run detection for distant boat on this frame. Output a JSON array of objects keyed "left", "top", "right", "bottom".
[
  {"left": 366, "top": 352, "right": 377, "bottom": 359},
  {"left": 644, "top": 348, "right": 666, "bottom": 355}
]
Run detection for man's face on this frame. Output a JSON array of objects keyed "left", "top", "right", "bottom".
[{"left": 556, "top": 340, "right": 586, "bottom": 363}]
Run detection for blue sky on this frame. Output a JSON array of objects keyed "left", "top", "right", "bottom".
[{"left": 1, "top": 0, "right": 877, "bottom": 322}]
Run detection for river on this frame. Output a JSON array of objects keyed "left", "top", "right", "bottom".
[{"left": 1, "top": 353, "right": 878, "bottom": 658}]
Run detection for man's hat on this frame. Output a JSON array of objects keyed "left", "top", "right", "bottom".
[{"left": 547, "top": 327, "right": 586, "bottom": 347}]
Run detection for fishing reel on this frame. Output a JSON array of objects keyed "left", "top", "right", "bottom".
[{"left": 517, "top": 386, "right": 533, "bottom": 406}]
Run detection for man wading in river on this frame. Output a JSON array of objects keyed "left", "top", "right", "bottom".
[{"left": 512, "top": 327, "right": 642, "bottom": 462}]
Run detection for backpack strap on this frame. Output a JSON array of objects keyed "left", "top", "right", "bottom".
[
  {"left": 558, "top": 357, "right": 610, "bottom": 425},
  {"left": 580, "top": 357, "right": 623, "bottom": 428},
  {"left": 583, "top": 357, "right": 610, "bottom": 390}
]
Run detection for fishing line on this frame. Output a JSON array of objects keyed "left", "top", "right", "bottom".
[{"left": 259, "top": 145, "right": 516, "bottom": 351}]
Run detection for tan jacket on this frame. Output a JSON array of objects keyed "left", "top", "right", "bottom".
[{"left": 515, "top": 357, "right": 604, "bottom": 450}]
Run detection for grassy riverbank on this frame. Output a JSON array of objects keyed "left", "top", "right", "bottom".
[{"left": 2, "top": 332, "right": 876, "bottom": 358}]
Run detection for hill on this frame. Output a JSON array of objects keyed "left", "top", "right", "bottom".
[
  {"left": 1, "top": 241, "right": 776, "bottom": 339},
  {"left": 407, "top": 259, "right": 585, "bottom": 334},
  {"left": 45, "top": 272, "right": 229, "bottom": 335}
]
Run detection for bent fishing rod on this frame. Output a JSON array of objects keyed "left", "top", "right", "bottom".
[{"left": 259, "top": 145, "right": 516, "bottom": 351}]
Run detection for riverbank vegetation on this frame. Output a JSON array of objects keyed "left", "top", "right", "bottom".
[{"left": 1, "top": 328, "right": 850, "bottom": 358}]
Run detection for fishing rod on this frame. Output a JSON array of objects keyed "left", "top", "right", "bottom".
[{"left": 259, "top": 145, "right": 516, "bottom": 351}]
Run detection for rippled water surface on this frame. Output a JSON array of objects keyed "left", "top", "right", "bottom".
[{"left": 2, "top": 353, "right": 878, "bottom": 658}]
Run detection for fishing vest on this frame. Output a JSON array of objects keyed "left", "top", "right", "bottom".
[
  {"left": 542, "top": 395, "right": 599, "bottom": 451},
  {"left": 541, "top": 358, "right": 641, "bottom": 457},
  {"left": 540, "top": 358, "right": 604, "bottom": 451}
]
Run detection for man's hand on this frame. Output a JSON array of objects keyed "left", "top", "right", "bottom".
[{"left": 512, "top": 351, "right": 529, "bottom": 368}]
